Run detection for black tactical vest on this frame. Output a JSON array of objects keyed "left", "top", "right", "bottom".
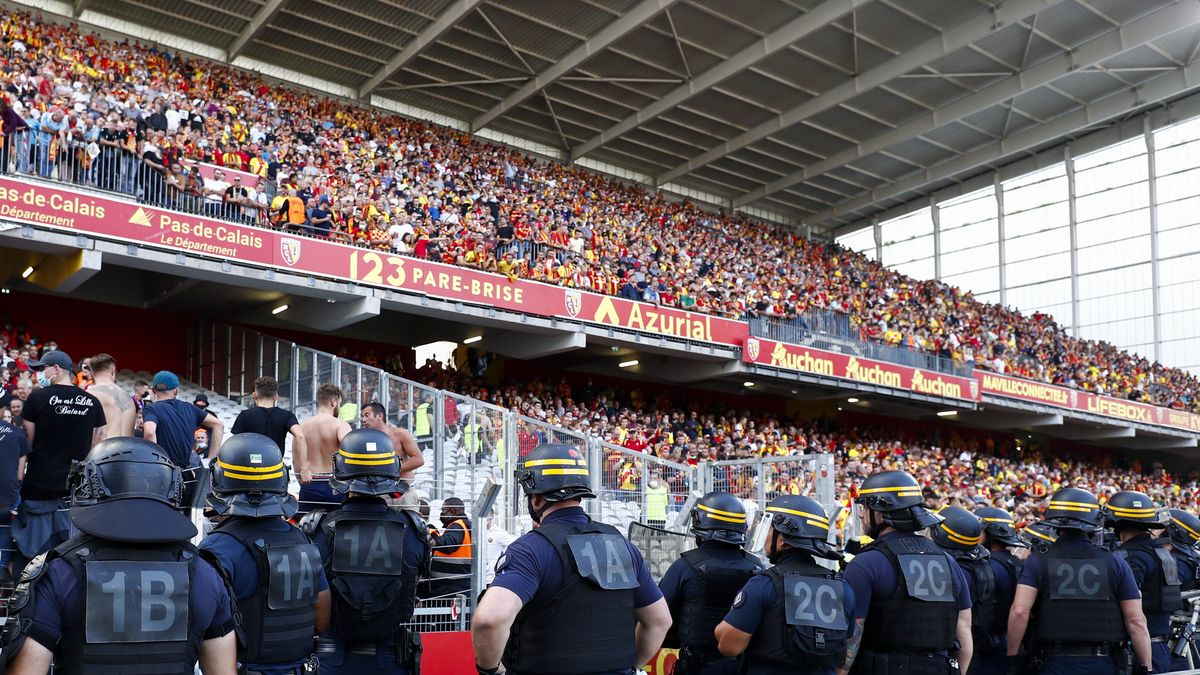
[
  {"left": 1118, "top": 536, "right": 1183, "bottom": 616},
  {"left": 320, "top": 505, "right": 421, "bottom": 643},
  {"left": 990, "top": 550, "right": 1023, "bottom": 637},
  {"left": 744, "top": 552, "right": 850, "bottom": 670},
  {"left": 504, "top": 518, "right": 638, "bottom": 674},
  {"left": 672, "top": 546, "right": 762, "bottom": 660},
  {"left": 1033, "top": 542, "right": 1127, "bottom": 644},
  {"left": 949, "top": 552, "right": 996, "bottom": 651},
  {"left": 58, "top": 535, "right": 200, "bottom": 675},
  {"left": 212, "top": 517, "right": 320, "bottom": 664},
  {"left": 861, "top": 535, "right": 959, "bottom": 652},
  {"left": 1170, "top": 547, "right": 1200, "bottom": 592}
]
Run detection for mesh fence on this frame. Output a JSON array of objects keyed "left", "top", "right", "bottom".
[{"left": 628, "top": 522, "right": 693, "bottom": 583}]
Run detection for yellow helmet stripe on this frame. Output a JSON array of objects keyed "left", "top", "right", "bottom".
[
  {"left": 702, "top": 512, "right": 747, "bottom": 524},
  {"left": 806, "top": 520, "right": 830, "bottom": 530},
  {"left": 697, "top": 504, "right": 747, "bottom": 521},
  {"left": 979, "top": 517, "right": 1014, "bottom": 523},
  {"left": 1049, "top": 500, "right": 1098, "bottom": 510},
  {"left": 1172, "top": 517, "right": 1200, "bottom": 539},
  {"left": 525, "top": 458, "right": 586, "bottom": 467},
  {"left": 217, "top": 460, "right": 284, "bottom": 473},
  {"left": 940, "top": 524, "right": 982, "bottom": 546},
  {"left": 221, "top": 469, "right": 285, "bottom": 481},
  {"left": 1048, "top": 504, "right": 1098, "bottom": 513},
  {"left": 858, "top": 485, "right": 920, "bottom": 495},
  {"left": 339, "top": 449, "right": 391, "bottom": 460},
  {"left": 766, "top": 506, "right": 830, "bottom": 523},
  {"left": 1105, "top": 506, "right": 1158, "bottom": 516},
  {"left": 343, "top": 457, "right": 397, "bottom": 466},
  {"left": 1024, "top": 527, "right": 1056, "bottom": 543},
  {"left": 541, "top": 468, "right": 589, "bottom": 476}
]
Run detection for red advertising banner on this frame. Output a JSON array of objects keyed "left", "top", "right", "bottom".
[
  {"left": 975, "top": 371, "right": 1200, "bottom": 433},
  {"left": 742, "top": 336, "right": 980, "bottom": 402},
  {"left": 0, "top": 177, "right": 745, "bottom": 345}
]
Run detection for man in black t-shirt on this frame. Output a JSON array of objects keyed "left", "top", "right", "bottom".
[
  {"left": 0, "top": 418, "right": 29, "bottom": 579},
  {"left": 16, "top": 350, "right": 106, "bottom": 571},
  {"left": 230, "top": 376, "right": 307, "bottom": 460}
]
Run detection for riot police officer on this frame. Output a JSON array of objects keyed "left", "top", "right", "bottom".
[
  {"left": 973, "top": 506, "right": 1027, "bottom": 675},
  {"left": 714, "top": 495, "right": 855, "bottom": 674},
  {"left": 841, "top": 470, "right": 973, "bottom": 675},
  {"left": 1105, "top": 490, "right": 1181, "bottom": 673},
  {"left": 472, "top": 443, "right": 673, "bottom": 675},
  {"left": 1, "top": 437, "right": 238, "bottom": 674},
  {"left": 200, "top": 433, "right": 331, "bottom": 674},
  {"left": 1165, "top": 508, "right": 1200, "bottom": 592},
  {"left": 932, "top": 507, "right": 1004, "bottom": 675},
  {"left": 1006, "top": 487, "right": 1152, "bottom": 675},
  {"left": 306, "top": 428, "right": 430, "bottom": 675},
  {"left": 660, "top": 491, "right": 765, "bottom": 674}
]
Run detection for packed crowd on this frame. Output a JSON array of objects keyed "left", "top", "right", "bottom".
[{"left": 0, "top": 10, "right": 1198, "bottom": 411}]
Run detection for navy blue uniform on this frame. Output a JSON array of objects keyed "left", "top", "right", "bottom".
[
  {"left": 200, "top": 518, "right": 330, "bottom": 675},
  {"left": 721, "top": 558, "right": 855, "bottom": 675},
  {"left": 1171, "top": 547, "right": 1199, "bottom": 671},
  {"left": 1017, "top": 535, "right": 1141, "bottom": 675},
  {"left": 490, "top": 506, "right": 663, "bottom": 675},
  {"left": 844, "top": 532, "right": 972, "bottom": 620},
  {"left": 968, "top": 555, "right": 1016, "bottom": 675},
  {"left": 1119, "top": 536, "right": 1175, "bottom": 673},
  {"left": 660, "top": 541, "right": 758, "bottom": 675}
]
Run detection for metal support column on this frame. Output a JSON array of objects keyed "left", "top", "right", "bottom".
[
  {"left": 1065, "top": 146, "right": 1081, "bottom": 336},
  {"left": 995, "top": 173, "right": 1007, "bottom": 307},
  {"left": 872, "top": 217, "right": 882, "bottom": 261},
  {"left": 1145, "top": 118, "right": 1164, "bottom": 362},
  {"left": 931, "top": 196, "right": 942, "bottom": 280},
  {"left": 432, "top": 392, "right": 445, "bottom": 500}
]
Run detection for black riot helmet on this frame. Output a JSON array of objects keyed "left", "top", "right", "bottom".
[
  {"left": 765, "top": 495, "right": 841, "bottom": 560},
  {"left": 515, "top": 443, "right": 595, "bottom": 502},
  {"left": 208, "top": 433, "right": 298, "bottom": 518},
  {"left": 330, "top": 428, "right": 402, "bottom": 496},
  {"left": 1020, "top": 520, "right": 1059, "bottom": 554},
  {"left": 1103, "top": 490, "right": 1166, "bottom": 530},
  {"left": 66, "top": 437, "right": 196, "bottom": 543},
  {"left": 1042, "top": 487, "right": 1104, "bottom": 533},
  {"left": 691, "top": 491, "right": 748, "bottom": 546},
  {"left": 1167, "top": 509, "right": 1200, "bottom": 551},
  {"left": 974, "top": 506, "right": 1028, "bottom": 548},
  {"left": 854, "top": 470, "right": 942, "bottom": 533},
  {"left": 931, "top": 506, "right": 984, "bottom": 554}
]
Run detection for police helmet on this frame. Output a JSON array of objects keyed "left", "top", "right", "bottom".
[
  {"left": 1167, "top": 509, "right": 1200, "bottom": 550},
  {"left": 515, "top": 443, "right": 595, "bottom": 502},
  {"left": 931, "top": 506, "right": 984, "bottom": 553},
  {"left": 329, "top": 428, "right": 403, "bottom": 496},
  {"left": 690, "top": 491, "right": 748, "bottom": 546},
  {"left": 66, "top": 437, "right": 196, "bottom": 543},
  {"left": 1019, "top": 520, "right": 1059, "bottom": 553},
  {"left": 974, "top": 506, "right": 1028, "bottom": 548},
  {"left": 1103, "top": 490, "right": 1166, "bottom": 530},
  {"left": 208, "top": 433, "right": 298, "bottom": 518},
  {"left": 854, "top": 470, "right": 943, "bottom": 532},
  {"left": 765, "top": 495, "right": 841, "bottom": 560},
  {"left": 1042, "top": 487, "right": 1104, "bottom": 532}
]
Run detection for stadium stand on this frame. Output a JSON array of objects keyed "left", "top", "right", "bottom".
[{"left": 0, "top": 7, "right": 1198, "bottom": 417}]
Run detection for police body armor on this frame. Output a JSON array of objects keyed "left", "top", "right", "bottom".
[
  {"left": 52, "top": 535, "right": 198, "bottom": 675},
  {"left": 1118, "top": 536, "right": 1183, "bottom": 617},
  {"left": 671, "top": 547, "right": 762, "bottom": 662},
  {"left": 1170, "top": 547, "right": 1200, "bottom": 592},
  {"left": 320, "top": 507, "right": 419, "bottom": 643},
  {"left": 989, "top": 550, "right": 1024, "bottom": 638},
  {"left": 743, "top": 553, "right": 850, "bottom": 671},
  {"left": 860, "top": 536, "right": 959, "bottom": 653},
  {"left": 211, "top": 517, "right": 321, "bottom": 664},
  {"left": 947, "top": 550, "right": 997, "bottom": 653},
  {"left": 504, "top": 519, "right": 639, "bottom": 674},
  {"left": 1033, "top": 543, "right": 1127, "bottom": 644}
]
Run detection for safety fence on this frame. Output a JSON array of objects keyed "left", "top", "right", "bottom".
[{"left": 188, "top": 321, "right": 838, "bottom": 629}]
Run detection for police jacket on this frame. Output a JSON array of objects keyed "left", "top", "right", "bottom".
[
  {"left": 663, "top": 541, "right": 762, "bottom": 661},
  {"left": 744, "top": 549, "right": 851, "bottom": 671},
  {"left": 860, "top": 535, "right": 960, "bottom": 653},
  {"left": 988, "top": 550, "right": 1023, "bottom": 639},
  {"left": 315, "top": 497, "right": 430, "bottom": 644},
  {"left": 503, "top": 516, "right": 639, "bottom": 674},
  {"left": 947, "top": 549, "right": 997, "bottom": 651},
  {"left": 1170, "top": 546, "right": 1200, "bottom": 592},
  {"left": 1118, "top": 533, "right": 1183, "bottom": 620},
  {"left": 207, "top": 516, "right": 322, "bottom": 665},
  {"left": 1033, "top": 540, "right": 1128, "bottom": 644}
]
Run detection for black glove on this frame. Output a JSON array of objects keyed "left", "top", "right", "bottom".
[
  {"left": 1005, "top": 655, "right": 1023, "bottom": 675},
  {"left": 476, "top": 664, "right": 500, "bottom": 675}
]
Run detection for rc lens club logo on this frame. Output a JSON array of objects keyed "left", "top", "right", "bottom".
[
  {"left": 746, "top": 337, "right": 761, "bottom": 361},
  {"left": 280, "top": 238, "right": 302, "bottom": 266},
  {"left": 564, "top": 289, "right": 582, "bottom": 317}
]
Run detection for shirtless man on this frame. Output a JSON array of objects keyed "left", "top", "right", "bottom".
[
  {"left": 297, "top": 383, "right": 351, "bottom": 513},
  {"left": 85, "top": 354, "right": 135, "bottom": 437},
  {"left": 361, "top": 401, "right": 425, "bottom": 501}
]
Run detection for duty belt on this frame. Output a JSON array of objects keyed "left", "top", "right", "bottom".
[
  {"left": 315, "top": 639, "right": 396, "bottom": 657},
  {"left": 1042, "top": 643, "right": 1113, "bottom": 657}
]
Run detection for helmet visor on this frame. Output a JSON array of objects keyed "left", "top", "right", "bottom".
[{"left": 75, "top": 458, "right": 180, "bottom": 506}]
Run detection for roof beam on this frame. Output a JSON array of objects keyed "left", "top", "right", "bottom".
[
  {"left": 227, "top": 0, "right": 288, "bottom": 61},
  {"left": 654, "top": 0, "right": 1069, "bottom": 185},
  {"left": 358, "top": 0, "right": 485, "bottom": 99},
  {"left": 470, "top": 0, "right": 679, "bottom": 133},
  {"left": 73, "top": 0, "right": 90, "bottom": 18},
  {"left": 735, "top": 0, "right": 1200, "bottom": 209},
  {"left": 569, "top": 0, "right": 871, "bottom": 162},
  {"left": 803, "top": 57, "right": 1200, "bottom": 227}
]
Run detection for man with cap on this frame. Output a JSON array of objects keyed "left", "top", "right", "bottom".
[
  {"left": 715, "top": 494, "right": 855, "bottom": 674},
  {"left": 305, "top": 428, "right": 430, "bottom": 675},
  {"left": 1, "top": 437, "right": 238, "bottom": 674},
  {"left": 143, "top": 369, "right": 224, "bottom": 469},
  {"left": 200, "top": 433, "right": 330, "bottom": 675},
  {"left": 839, "top": 470, "right": 973, "bottom": 675},
  {"left": 1007, "top": 487, "right": 1152, "bottom": 675},
  {"left": 1105, "top": 490, "right": 1180, "bottom": 673},
  {"left": 973, "top": 507, "right": 1028, "bottom": 674},
  {"left": 472, "top": 443, "right": 673, "bottom": 675},
  {"left": 14, "top": 349, "right": 106, "bottom": 573},
  {"left": 659, "top": 491, "right": 765, "bottom": 675},
  {"left": 931, "top": 507, "right": 1005, "bottom": 675}
]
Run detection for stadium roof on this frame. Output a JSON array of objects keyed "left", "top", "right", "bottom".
[{"left": 43, "top": 0, "right": 1200, "bottom": 234}]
